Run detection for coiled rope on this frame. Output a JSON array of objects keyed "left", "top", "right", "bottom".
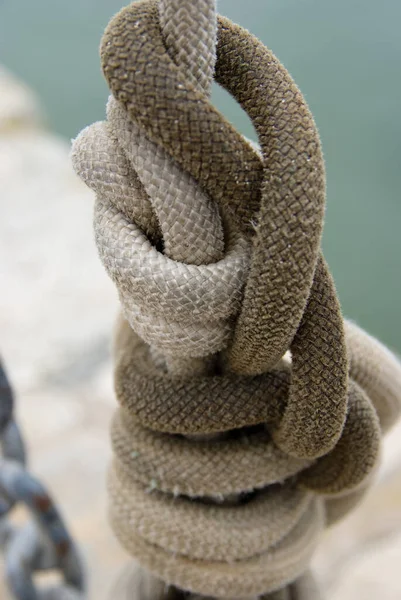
[{"left": 71, "top": 0, "right": 401, "bottom": 597}]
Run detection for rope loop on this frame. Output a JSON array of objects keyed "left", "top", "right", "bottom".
[{"left": 71, "top": 0, "right": 401, "bottom": 597}]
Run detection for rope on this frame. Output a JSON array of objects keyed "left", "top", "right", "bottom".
[
  {"left": 71, "top": 0, "right": 401, "bottom": 597},
  {"left": 113, "top": 562, "right": 322, "bottom": 600}
]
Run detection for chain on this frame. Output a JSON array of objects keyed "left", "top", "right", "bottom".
[{"left": 0, "top": 359, "right": 86, "bottom": 600}]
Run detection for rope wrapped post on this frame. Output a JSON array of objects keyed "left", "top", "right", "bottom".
[{"left": 72, "top": 0, "right": 401, "bottom": 598}]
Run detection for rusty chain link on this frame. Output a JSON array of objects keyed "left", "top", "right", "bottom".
[{"left": 0, "top": 359, "right": 85, "bottom": 600}]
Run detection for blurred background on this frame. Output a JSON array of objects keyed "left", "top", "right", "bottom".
[
  {"left": 0, "top": 1, "right": 401, "bottom": 599},
  {"left": 1, "top": 0, "right": 401, "bottom": 350}
]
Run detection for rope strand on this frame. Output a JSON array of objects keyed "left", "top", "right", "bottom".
[{"left": 71, "top": 0, "right": 401, "bottom": 597}]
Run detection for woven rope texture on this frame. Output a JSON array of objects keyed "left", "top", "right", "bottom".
[{"left": 71, "top": 0, "right": 401, "bottom": 597}]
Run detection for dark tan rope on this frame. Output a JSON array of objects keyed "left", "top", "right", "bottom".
[{"left": 71, "top": 0, "right": 401, "bottom": 597}]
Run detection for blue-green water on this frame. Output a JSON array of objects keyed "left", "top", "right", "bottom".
[{"left": 1, "top": 0, "right": 400, "bottom": 350}]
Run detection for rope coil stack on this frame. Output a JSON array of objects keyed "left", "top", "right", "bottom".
[{"left": 72, "top": 0, "right": 401, "bottom": 597}]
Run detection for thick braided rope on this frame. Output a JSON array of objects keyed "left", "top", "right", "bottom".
[
  {"left": 120, "top": 564, "right": 322, "bottom": 600},
  {"left": 99, "top": 0, "right": 350, "bottom": 461},
  {"left": 71, "top": 0, "right": 401, "bottom": 597}
]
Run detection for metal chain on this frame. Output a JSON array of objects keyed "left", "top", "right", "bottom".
[{"left": 0, "top": 359, "right": 86, "bottom": 600}]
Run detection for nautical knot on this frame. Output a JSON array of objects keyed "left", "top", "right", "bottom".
[{"left": 71, "top": 0, "right": 401, "bottom": 597}]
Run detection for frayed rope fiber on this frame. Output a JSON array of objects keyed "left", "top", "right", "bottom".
[{"left": 71, "top": 0, "right": 401, "bottom": 597}]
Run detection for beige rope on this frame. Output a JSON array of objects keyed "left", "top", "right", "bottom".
[
  {"left": 115, "top": 564, "right": 322, "bottom": 600},
  {"left": 98, "top": 0, "right": 350, "bottom": 462},
  {"left": 71, "top": 0, "right": 401, "bottom": 597}
]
